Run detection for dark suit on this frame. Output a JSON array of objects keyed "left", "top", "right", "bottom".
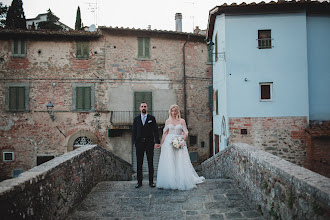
[{"left": 132, "top": 114, "right": 160, "bottom": 184}]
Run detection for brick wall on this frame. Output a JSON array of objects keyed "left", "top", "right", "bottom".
[
  {"left": 229, "top": 116, "right": 307, "bottom": 166},
  {"left": 202, "top": 143, "right": 330, "bottom": 220},
  {"left": 0, "top": 145, "right": 132, "bottom": 220},
  {"left": 0, "top": 30, "right": 212, "bottom": 180}
]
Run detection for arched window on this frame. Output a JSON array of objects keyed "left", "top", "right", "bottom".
[
  {"left": 73, "top": 136, "right": 93, "bottom": 149},
  {"left": 221, "top": 116, "right": 226, "bottom": 137}
]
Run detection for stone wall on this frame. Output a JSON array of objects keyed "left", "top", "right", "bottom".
[
  {"left": 0, "top": 145, "right": 132, "bottom": 220},
  {"left": 228, "top": 117, "right": 307, "bottom": 166},
  {"left": 202, "top": 143, "right": 330, "bottom": 220}
]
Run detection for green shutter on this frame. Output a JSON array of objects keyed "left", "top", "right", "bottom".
[
  {"left": 84, "top": 87, "right": 91, "bottom": 109},
  {"left": 9, "top": 87, "right": 25, "bottom": 111},
  {"left": 76, "top": 42, "right": 81, "bottom": 58},
  {"left": 21, "top": 40, "right": 26, "bottom": 55},
  {"left": 83, "top": 42, "right": 89, "bottom": 58},
  {"left": 9, "top": 87, "right": 17, "bottom": 110},
  {"left": 137, "top": 37, "right": 144, "bottom": 58},
  {"left": 13, "top": 40, "right": 18, "bottom": 55},
  {"left": 76, "top": 87, "right": 83, "bottom": 109},
  {"left": 144, "top": 38, "right": 150, "bottom": 58}
]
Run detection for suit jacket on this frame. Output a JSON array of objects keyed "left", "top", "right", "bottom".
[{"left": 132, "top": 114, "right": 160, "bottom": 146}]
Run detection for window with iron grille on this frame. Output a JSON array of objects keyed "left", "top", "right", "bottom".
[
  {"left": 72, "top": 83, "right": 95, "bottom": 112},
  {"left": 6, "top": 83, "right": 29, "bottom": 112},
  {"left": 260, "top": 82, "right": 273, "bottom": 101},
  {"left": 137, "top": 37, "right": 150, "bottom": 59},
  {"left": 189, "top": 135, "right": 197, "bottom": 146},
  {"left": 258, "top": 30, "right": 272, "bottom": 49},
  {"left": 12, "top": 39, "right": 27, "bottom": 57},
  {"left": 3, "top": 152, "right": 14, "bottom": 162},
  {"left": 76, "top": 41, "right": 89, "bottom": 59}
]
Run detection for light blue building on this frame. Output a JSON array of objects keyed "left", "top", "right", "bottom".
[{"left": 207, "top": 1, "right": 330, "bottom": 165}]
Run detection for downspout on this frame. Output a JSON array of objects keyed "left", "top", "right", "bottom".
[{"left": 182, "top": 35, "right": 190, "bottom": 123}]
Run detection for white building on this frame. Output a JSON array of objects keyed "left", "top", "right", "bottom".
[
  {"left": 26, "top": 13, "right": 72, "bottom": 30},
  {"left": 207, "top": 0, "right": 330, "bottom": 166}
]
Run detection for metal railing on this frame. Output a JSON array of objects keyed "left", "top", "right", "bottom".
[
  {"left": 110, "top": 111, "right": 169, "bottom": 125},
  {"left": 257, "top": 38, "right": 272, "bottom": 49}
]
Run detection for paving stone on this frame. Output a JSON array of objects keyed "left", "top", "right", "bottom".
[{"left": 67, "top": 179, "right": 264, "bottom": 220}]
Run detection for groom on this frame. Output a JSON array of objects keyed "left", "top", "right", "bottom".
[{"left": 132, "top": 102, "right": 160, "bottom": 188}]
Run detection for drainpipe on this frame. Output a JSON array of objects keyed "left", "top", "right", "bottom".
[{"left": 182, "top": 35, "right": 190, "bottom": 123}]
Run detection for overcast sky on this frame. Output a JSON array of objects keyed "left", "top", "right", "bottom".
[{"left": 2, "top": 0, "right": 255, "bottom": 32}]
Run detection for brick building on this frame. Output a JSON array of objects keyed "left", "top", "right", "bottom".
[
  {"left": 0, "top": 26, "right": 212, "bottom": 181},
  {"left": 207, "top": 1, "right": 330, "bottom": 168}
]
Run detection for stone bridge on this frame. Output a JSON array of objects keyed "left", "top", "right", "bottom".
[{"left": 0, "top": 144, "right": 329, "bottom": 220}]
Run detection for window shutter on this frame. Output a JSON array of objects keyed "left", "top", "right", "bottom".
[
  {"left": 208, "top": 85, "right": 213, "bottom": 108},
  {"left": 144, "top": 38, "right": 150, "bottom": 58},
  {"left": 137, "top": 37, "right": 144, "bottom": 57},
  {"left": 17, "top": 87, "right": 25, "bottom": 110},
  {"left": 21, "top": 40, "right": 26, "bottom": 55},
  {"left": 9, "top": 87, "right": 17, "bottom": 110},
  {"left": 76, "top": 42, "right": 81, "bottom": 58},
  {"left": 76, "top": 87, "right": 83, "bottom": 109},
  {"left": 83, "top": 42, "right": 89, "bottom": 58},
  {"left": 84, "top": 87, "right": 91, "bottom": 109},
  {"left": 13, "top": 40, "right": 18, "bottom": 55}
]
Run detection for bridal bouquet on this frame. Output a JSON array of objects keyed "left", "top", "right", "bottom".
[{"left": 171, "top": 136, "right": 186, "bottom": 150}]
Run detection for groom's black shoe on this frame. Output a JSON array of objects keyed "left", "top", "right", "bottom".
[
  {"left": 135, "top": 183, "right": 142, "bottom": 188},
  {"left": 149, "top": 182, "right": 156, "bottom": 187}
]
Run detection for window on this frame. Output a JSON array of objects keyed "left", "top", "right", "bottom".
[
  {"left": 3, "top": 152, "right": 14, "bottom": 161},
  {"left": 189, "top": 135, "right": 197, "bottom": 146},
  {"left": 214, "top": 134, "right": 219, "bottom": 154},
  {"left": 207, "top": 44, "right": 213, "bottom": 63},
  {"left": 76, "top": 41, "right": 89, "bottom": 59},
  {"left": 260, "top": 82, "right": 273, "bottom": 101},
  {"left": 137, "top": 37, "right": 150, "bottom": 59},
  {"left": 6, "top": 83, "right": 29, "bottom": 112},
  {"left": 258, "top": 30, "right": 272, "bottom": 49},
  {"left": 215, "top": 33, "right": 218, "bottom": 62},
  {"left": 72, "top": 83, "right": 95, "bottom": 111},
  {"left": 215, "top": 90, "right": 219, "bottom": 115},
  {"left": 12, "top": 40, "right": 27, "bottom": 57}
]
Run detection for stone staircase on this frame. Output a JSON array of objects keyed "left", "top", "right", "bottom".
[{"left": 67, "top": 179, "right": 263, "bottom": 220}]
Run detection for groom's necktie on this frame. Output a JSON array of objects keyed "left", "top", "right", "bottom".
[{"left": 142, "top": 115, "right": 147, "bottom": 125}]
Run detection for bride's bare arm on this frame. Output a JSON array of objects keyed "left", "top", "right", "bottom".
[
  {"left": 160, "top": 120, "right": 170, "bottom": 146},
  {"left": 181, "top": 119, "right": 188, "bottom": 140}
]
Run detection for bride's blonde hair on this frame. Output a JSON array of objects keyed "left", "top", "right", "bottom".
[{"left": 168, "top": 104, "right": 181, "bottom": 120}]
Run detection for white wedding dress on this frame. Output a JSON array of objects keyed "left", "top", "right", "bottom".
[{"left": 156, "top": 124, "right": 205, "bottom": 190}]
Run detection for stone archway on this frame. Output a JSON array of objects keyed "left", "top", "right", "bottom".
[{"left": 66, "top": 130, "right": 99, "bottom": 152}]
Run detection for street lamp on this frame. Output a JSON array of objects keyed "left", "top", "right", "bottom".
[{"left": 46, "top": 101, "right": 55, "bottom": 121}]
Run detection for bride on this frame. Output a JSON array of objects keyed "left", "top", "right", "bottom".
[{"left": 156, "top": 104, "right": 205, "bottom": 190}]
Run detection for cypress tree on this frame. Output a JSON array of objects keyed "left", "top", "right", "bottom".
[
  {"left": 75, "top": 6, "right": 82, "bottom": 30},
  {"left": 5, "top": 0, "right": 26, "bottom": 29},
  {"left": 38, "top": 9, "right": 63, "bottom": 30},
  {"left": 0, "top": 3, "right": 8, "bottom": 28}
]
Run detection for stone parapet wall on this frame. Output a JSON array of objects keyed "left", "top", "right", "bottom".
[
  {"left": 202, "top": 143, "right": 330, "bottom": 220},
  {"left": 229, "top": 116, "right": 307, "bottom": 166},
  {"left": 0, "top": 145, "right": 132, "bottom": 220}
]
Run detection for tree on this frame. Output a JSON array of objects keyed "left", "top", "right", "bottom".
[
  {"left": 5, "top": 0, "right": 26, "bottom": 29},
  {"left": 75, "top": 6, "right": 82, "bottom": 30},
  {"left": 0, "top": 3, "right": 8, "bottom": 28},
  {"left": 38, "top": 9, "right": 63, "bottom": 30}
]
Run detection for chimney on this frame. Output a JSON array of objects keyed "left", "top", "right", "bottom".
[
  {"left": 148, "top": 25, "right": 151, "bottom": 30},
  {"left": 175, "top": 13, "right": 182, "bottom": 32}
]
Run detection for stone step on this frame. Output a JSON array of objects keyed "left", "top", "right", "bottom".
[{"left": 67, "top": 179, "right": 264, "bottom": 220}]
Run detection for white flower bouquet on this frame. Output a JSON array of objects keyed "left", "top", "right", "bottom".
[{"left": 171, "top": 136, "right": 186, "bottom": 150}]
